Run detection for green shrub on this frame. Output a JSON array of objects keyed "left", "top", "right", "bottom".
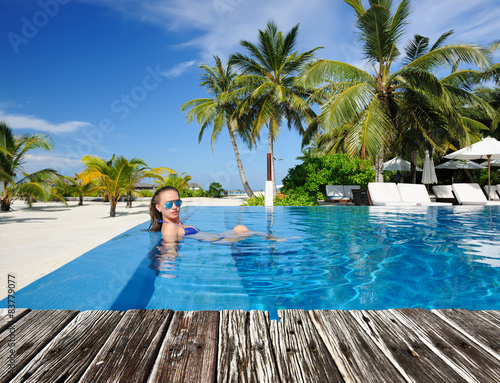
[
  {"left": 281, "top": 153, "right": 374, "bottom": 200},
  {"left": 241, "top": 192, "right": 318, "bottom": 206},
  {"left": 206, "top": 182, "right": 225, "bottom": 198},
  {"left": 140, "top": 190, "right": 153, "bottom": 198},
  {"left": 242, "top": 195, "right": 265, "bottom": 206}
]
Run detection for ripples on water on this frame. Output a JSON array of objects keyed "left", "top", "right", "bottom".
[{"left": 146, "top": 206, "right": 500, "bottom": 316}]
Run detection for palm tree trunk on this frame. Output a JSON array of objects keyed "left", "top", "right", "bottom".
[
  {"left": 227, "top": 123, "right": 255, "bottom": 199},
  {"left": 410, "top": 151, "right": 417, "bottom": 183},
  {"left": 1, "top": 181, "right": 10, "bottom": 211},
  {"left": 126, "top": 191, "right": 132, "bottom": 208},
  {"left": 110, "top": 196, "right": 117, "bottom": 217},
  {"left": 375, "top": 151, "right": 384, "bottom": 182},
  {"left": 78, "top": 192, "right": 83, "bottom": 206}
]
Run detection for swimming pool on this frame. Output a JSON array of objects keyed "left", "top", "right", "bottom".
[{"left": 4, "top": 206, "right": 500, "bottom": 319}]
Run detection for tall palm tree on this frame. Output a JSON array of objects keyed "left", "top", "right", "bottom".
[
  {"left": 301, "top": 0, "right": 491, "bottom": 181},
  {"left": 78, "top": 154, "right": 154, "bottom": 217},
  {"left": 0, "top": 122, "right": 63, "bottom": 211},
  {"left": 231, "top": 21, "right": 321, "bottom": 194},
  {"left": 180, "top": 56, "right": 255, "bottom": 198}
]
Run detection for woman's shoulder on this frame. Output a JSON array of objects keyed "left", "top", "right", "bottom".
[{"left": 161, "top": 221, "right": 183, "bottom": 236}]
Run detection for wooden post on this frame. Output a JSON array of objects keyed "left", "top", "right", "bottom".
[{"left": 267, "top": 153, "right": 272, "bottom": 181}]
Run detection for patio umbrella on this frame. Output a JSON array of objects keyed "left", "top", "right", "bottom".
[
  {"left": 444, "top": 137, "right": 500, "bottom": 200},
  {"left": 435, "top": 160, "right": 487, "bottom": 169},
  {"left": 422, "top": 150, "right": 437, "bottom": 185},
  {"left": 383, "top": 157, "right": 411, "bottom": 171}
]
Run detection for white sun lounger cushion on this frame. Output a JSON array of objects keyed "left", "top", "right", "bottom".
[
  {"left": 432, "top": 185, "right": 454, "bottom": 200},
  {"left": 398, "top": 184, "right": 452, "bottom": 206},
  {"left": 483, "top": 185, "right": 500, "bottom": 201},
  {"left": 325, "top": 185, "right": 346, "bottom": 200},
  {"left": 367, "top": 182, "right": 416, "bottom": 206},
  {"left": 452, "top": 183, "right": 500, "bottom": 205}
]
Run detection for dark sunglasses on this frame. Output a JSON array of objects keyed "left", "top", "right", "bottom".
[{"left": 164, "top": 199, "right": 182, "bottom": 209}]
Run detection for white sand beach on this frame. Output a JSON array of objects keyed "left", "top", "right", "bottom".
[{"left": 0, "top": 197, "right": 247, "bottom": 299}]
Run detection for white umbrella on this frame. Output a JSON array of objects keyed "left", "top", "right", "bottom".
[
  {"left": 435, "top": 160, "right": 487, "bottom": 169},
  {"left": 383, "top": 157, "right": 423, "bottom": 171},
  {"left": 444, "top": 137, "right": 500, "bottom": 200},
  {"left": 422, "top": 150, "right": 437, "bottom": 184},
  {"left": 383, "top": 157, "right": 411, "bottom": 171},
  {"left": 480, "top": 159, "right": 500, "bottom": 167}
]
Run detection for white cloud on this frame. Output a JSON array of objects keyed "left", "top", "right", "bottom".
[
  {"left": 76, "top": 0, "right": 500, "bottom": 65},
  {"left": 21, "top": 153, "right": 83, "bottom": 175},
  {"left": 0, "top": 111, "right": 91, "bottom": 134},
  {"left": 161, "top": 60, "right": 197, "bottom": 78}
]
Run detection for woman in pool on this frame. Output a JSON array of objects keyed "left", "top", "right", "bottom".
[{"left": 148, "top": 185, "right": 250, "bottom": 240}]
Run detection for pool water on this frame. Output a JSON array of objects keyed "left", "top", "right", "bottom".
[{"left": 5, "top": 206, "right": 500, "bottom": 319}]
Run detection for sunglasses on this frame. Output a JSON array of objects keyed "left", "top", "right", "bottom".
[{"left": 164, "top": 199, "right": 182, "bottom": 209}]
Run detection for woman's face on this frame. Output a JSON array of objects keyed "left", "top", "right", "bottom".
[{"left": 156, "top": 189, "right": 181, "bottom": 221}]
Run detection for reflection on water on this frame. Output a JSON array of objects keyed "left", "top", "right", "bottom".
[{"left": 146, "top": 206, "right": 500, "bottom": 317}]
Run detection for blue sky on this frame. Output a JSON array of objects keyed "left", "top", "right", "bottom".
[{"left": 1, "top": 0, "right": 499, "bottom": 190}]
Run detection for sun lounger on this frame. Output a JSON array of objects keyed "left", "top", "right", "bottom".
[
  {"left": 483, "top": 185, "right": 500, "bottom": 201},
  {"left": 367, "top": 182, "right": 417, "bottom": 206},
  {"left": 432, "top": 185, "right": 456, "bottom": 204},
  {"left": 325, "top": 185, "right": 361, "bottom": 202},
  {"left": 452, "top": 183, "right": 500, "bottom": 205},
  {"left": 325, "top": 185, "right": 348, "bottom": 201},
  {"left": 397, "top": 184, "right": 452, "bottom": 206}
]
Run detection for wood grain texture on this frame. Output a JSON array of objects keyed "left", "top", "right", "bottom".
[
  {"left": 0, "top": 308, "right": 30, "bottom": 333},
  {"left": 351, "top": 309, "right": 466, "bottom": 383},
  {"left": 147, "top": 310, "right": 219, "bottom": 383},
  {"left": 391, "top": 308, "right": 500, "bottom": 383},
  {"left": 433, "top": 309, "right": 500, "bottom": 361},
  {"left": 309, "top": 310, "right": 406, "bottom": 383},
  {"left": 271, "top": 309, "right": 342, "bottom": 382},
  {"left": 10, "top": 310, "right": 124, "bottom": 383},
  {"left": 0, "top": 310, "right": 78, "bottom": 383},
  {"left": 79, "top": 309, "right": 173, "bottom": 382}
]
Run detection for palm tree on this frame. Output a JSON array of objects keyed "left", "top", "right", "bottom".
[
  {"left": 123, "top": 162, "right": 173, "bottom": 208},
  {"left": 301, "top": 0, "right": 491, "bottom": 181},
  {"left": 78, "top": 154, "right": 155, "bottom": 217},
  {"left": 0, "top": 122, "right": 63, "bottom": 211},
  {"left": 180, "top": 56, "right": 255, "bottom": 198},
  {"left": 62, "top": 174, "right": 101, "bottom": 206},
  {"left": 231, "top": 21, "right": 321, "bottom": 194},
  {"left": 153, "top": 171, "right": 192, "bottom": 193}
]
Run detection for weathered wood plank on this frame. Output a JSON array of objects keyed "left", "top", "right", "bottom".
[
  {"left": 0, "top": 308, "right": 30, "bottom": 333},
  {"left": 482, "top": 309, "right": 500, "bottom": 324},
  {"left": 248, "top": 310, "right": 280, "bottom": 382},
  {"left": 433, "top": 309, "right": 500, "bottom": 361},
  {"left": 309, "top": 310, "right": 407, "bottom": 383},
  {"left": 79, "top": 309, "right": 173, "bottom": 382},
  {"left": 147, "top": 310, "right": 219, "bottom": 383},
  {"left": 0, "top": 309, "right": 78, "bottom": 383},
  {"left": 218, "top": 310, "right": 250, "bottom": 382},
  {"left": 217, "top": 310, "right": 280, "bottom": 383},
  {"left": 390, "top": 308, "right": 500, "bottom": 383},
  {"left": 351, "top": 310, "right": 467, "bottom": 383},
  {"left": 10, "top": 310, "right": 124, "bottom": 383},
  {"left": 270, "top": 309, "right": 342, "bottom": 382}
]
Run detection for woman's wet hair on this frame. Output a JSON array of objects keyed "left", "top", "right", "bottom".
[{"left": 148, "top": 186, "right": 180, "bottom": 231}]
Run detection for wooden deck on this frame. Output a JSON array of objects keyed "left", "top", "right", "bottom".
[{"left": 1, "top": 308, "right": 500, "bottom": 382}]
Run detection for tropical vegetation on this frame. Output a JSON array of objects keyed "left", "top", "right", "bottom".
[
  {"left": 299, "top": 0, "right": 494, "bottom": 182},
  {"left": 0, "top": 122, "right": 64, "bottom": 211},
  {"left": 181, "top": 56, "right": 255, "bottom": 198},
  {"left": 78, "top": 155, "right": 171, "bottom": 217}
]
